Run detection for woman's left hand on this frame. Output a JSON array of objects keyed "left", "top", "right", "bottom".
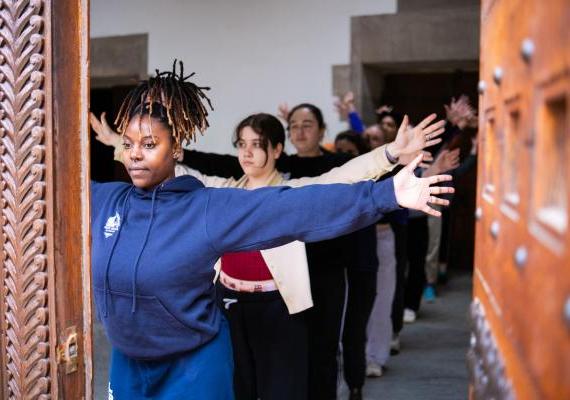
[{"left": 393, "top": 153, "right": 454, "bottom": 217}]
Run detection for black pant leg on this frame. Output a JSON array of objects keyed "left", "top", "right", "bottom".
[
  {"left": 217, "top": 286, "right": 257, "bottom": 400},
  {"left": 439, "top": 207, "right": 450, "bottom": 263},
  {"left": 247, "top": 294, "right": 309, "bottom": 400},
  {"left": 390, "top": 221, "right": 408, "bottom": 334},
  {"left": 342, "top": 269, "right": 377, "bottom": 390},
  {"left": 404, "top": 217, "right": 429, "bottom": 312},
  {"left": 307, "top": 267, "right": 346, "bottom": 400}
]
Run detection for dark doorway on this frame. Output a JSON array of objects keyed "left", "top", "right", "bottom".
[
  {"left": 90, "top": 85, "right": 135, "bottom": 182},
  {"left": 380, "top": 70, "right": 479, "bottom": 272},
  {"left": 380, "top": 70, "right": 478, "bottom": 125}
]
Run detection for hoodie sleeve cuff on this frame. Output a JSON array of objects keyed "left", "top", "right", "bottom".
[{"left": 371, "top": 177, "right": 401, "bottom": 214}]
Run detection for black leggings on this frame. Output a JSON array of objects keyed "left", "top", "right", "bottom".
[
  {"left": 404, "top": 216, "right": 428, "bottom": 312},
  {"left": 390, "top": 221, "right": 408, "bottom": 334},
  {"left": 306, "top": 267, "right": 346, "bottom": 400},
  {"left": 342, "top": 269, "right": 377, "bottom": 389}
]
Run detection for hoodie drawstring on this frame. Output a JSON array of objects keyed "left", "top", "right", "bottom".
[
  {"left": 103, "top": 187, "right": 134, "bottom": 317},
  {"left": 131, "top": 186, "right": 159, "bottom": 313}
]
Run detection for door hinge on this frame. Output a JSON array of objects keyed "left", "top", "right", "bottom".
[{"left": 56, "top": 326, "right": 79, "bottom": 374}]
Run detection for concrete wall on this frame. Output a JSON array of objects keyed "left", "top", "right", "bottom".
[
  {"left": 351, "top": 8, "right": 479, "bottom": 66},
  {"left": 90, "top": 0, "right": 396, "bottom": 153},
  {"left": 91, "top": 34, "right": 148, "bottom": 88},
  {"left": 348, "top": 4, "right": 480, "bottom": 122},
  {"left": 398, "top": 0, "right": 478, "bottom": 12}
]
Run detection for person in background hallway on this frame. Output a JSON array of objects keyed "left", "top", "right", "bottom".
[
  {"left": 423, "top": 95, "right": 477, "bottom": 302},
  {"left": 334, "top": 114, "right": 443, "bottom": 400},
  {"left": 332, "top": 94, "right": 433, "bottom": 356},
  {"left": 364, "top": 117, "right": 425, "bottom": 375},
  {"left": 285, "top": 104, "right": 443, "bottom": 400},
  {"left": 286, "top": 103, "right": 368, "bottom": 400},
  {"left": 403, "top": 148, "right": 461, "bottom": 323},
  {"left": 334, "top": 131, "right": 381, "bottom": 400}
]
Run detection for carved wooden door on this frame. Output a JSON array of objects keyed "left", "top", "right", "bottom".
[
  {"left": 0, "top": 1, "right": 92, "bottom": 399},
  {"left": 470, "top": 0, "right": 570, "bottom": 399}
]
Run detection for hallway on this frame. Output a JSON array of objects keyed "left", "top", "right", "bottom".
[{"left": 340, "top": 273, "right": 472, "bottom": 400}]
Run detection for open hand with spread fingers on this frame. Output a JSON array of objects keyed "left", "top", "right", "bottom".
[
  {"left": 444, "top": 95, "right": 476, "bottom": 129},
  {"left": 423, "top": 148, "right": 460, "bottom": 177},
  {"left": 393, "top": 153, "right": 454, "bottom": 217},
  {"left": 277, "top": 103, "right": 290, "bottom": 122},
  {"left": 333, "top": 98, "right": 349, "bottom": 119},
  {"left": 90, "top": 111, "right": 122, "bottom": 147},
  {"left": 375, "top": 105, "right": 393, "bottom": 114},
  {"left": 387, "top": 113, "right": 446, "bottom": 165}
]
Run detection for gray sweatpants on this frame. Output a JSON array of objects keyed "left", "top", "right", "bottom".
[{"left": 365, "top": 224, "right": 396, "bottom": 366}]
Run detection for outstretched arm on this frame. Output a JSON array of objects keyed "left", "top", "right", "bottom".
[
  {"left": 181, "top": 149, "right": 242, "bottom": 179},
  {"left": 286, "top": 112, "right": 448, "bottom": 187},
  {"left": 205, "top": 154, "right": 453, "bottom": 254},
  {"left": 285, "top": 143, "right": 395, "bottom": 187}
]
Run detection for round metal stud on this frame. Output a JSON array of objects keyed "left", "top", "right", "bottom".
[
  {"left": 493, "top": 67, "right": 504, "bottom": 85},
  {"left": 514, "top": 246, "right": 528, "bottom": 269},
  {"left": 490, "top": 220, "right": 500, "bottom": 238},
  {"left": 521, "top": 38, "right": 535, "bottom": 63},
  {"left": 475, "top": 207, "right": 483, "bottom": 220},
  {"left": 564, "top": 297, "right": 570, "bottom": 327},
  {"left": 478, "top": 80, "right": 487, "bottom": 94}
]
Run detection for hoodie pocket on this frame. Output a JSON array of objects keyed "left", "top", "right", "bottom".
[{"left": 94, "top": 288, "right": 202, "bottom": 359}]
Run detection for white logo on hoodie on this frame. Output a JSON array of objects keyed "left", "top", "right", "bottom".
[{"left": 104, "top": 212, "right": 121, "bottom": 238}]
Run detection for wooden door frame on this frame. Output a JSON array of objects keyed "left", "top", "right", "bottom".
[{"left": 0, "top": 1, "right": 92, "bottom": 398}]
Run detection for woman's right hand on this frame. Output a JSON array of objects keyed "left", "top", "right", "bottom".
[
  {"left": 393, "top": 153, "right": 454, "bottom": 217},
  {"left": 89, "top": 112, "right": 122, "bottom": 147},
  {"left": 277, "top": 103, "right": 290, "bottom": 122}
]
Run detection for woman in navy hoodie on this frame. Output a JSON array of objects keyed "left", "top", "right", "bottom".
[{"left": 91, "top": 62, "right": 453, "bottom": 400}]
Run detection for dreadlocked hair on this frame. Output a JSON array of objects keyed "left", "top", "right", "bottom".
[{"left": 114, "top": 60, "right": 213, "bottom": 146}]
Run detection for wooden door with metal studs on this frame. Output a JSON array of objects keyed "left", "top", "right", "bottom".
[{"left": 470, "top": 1, "right": 570, "bottom": 399}]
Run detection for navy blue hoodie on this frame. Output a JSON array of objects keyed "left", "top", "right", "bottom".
[{"left": 91, "top": 175, "right": 399, "bottom": 360}]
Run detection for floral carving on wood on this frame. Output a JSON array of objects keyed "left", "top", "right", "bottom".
[{"left": 0, "top": 0, "right": 51, "bottom": 398}]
